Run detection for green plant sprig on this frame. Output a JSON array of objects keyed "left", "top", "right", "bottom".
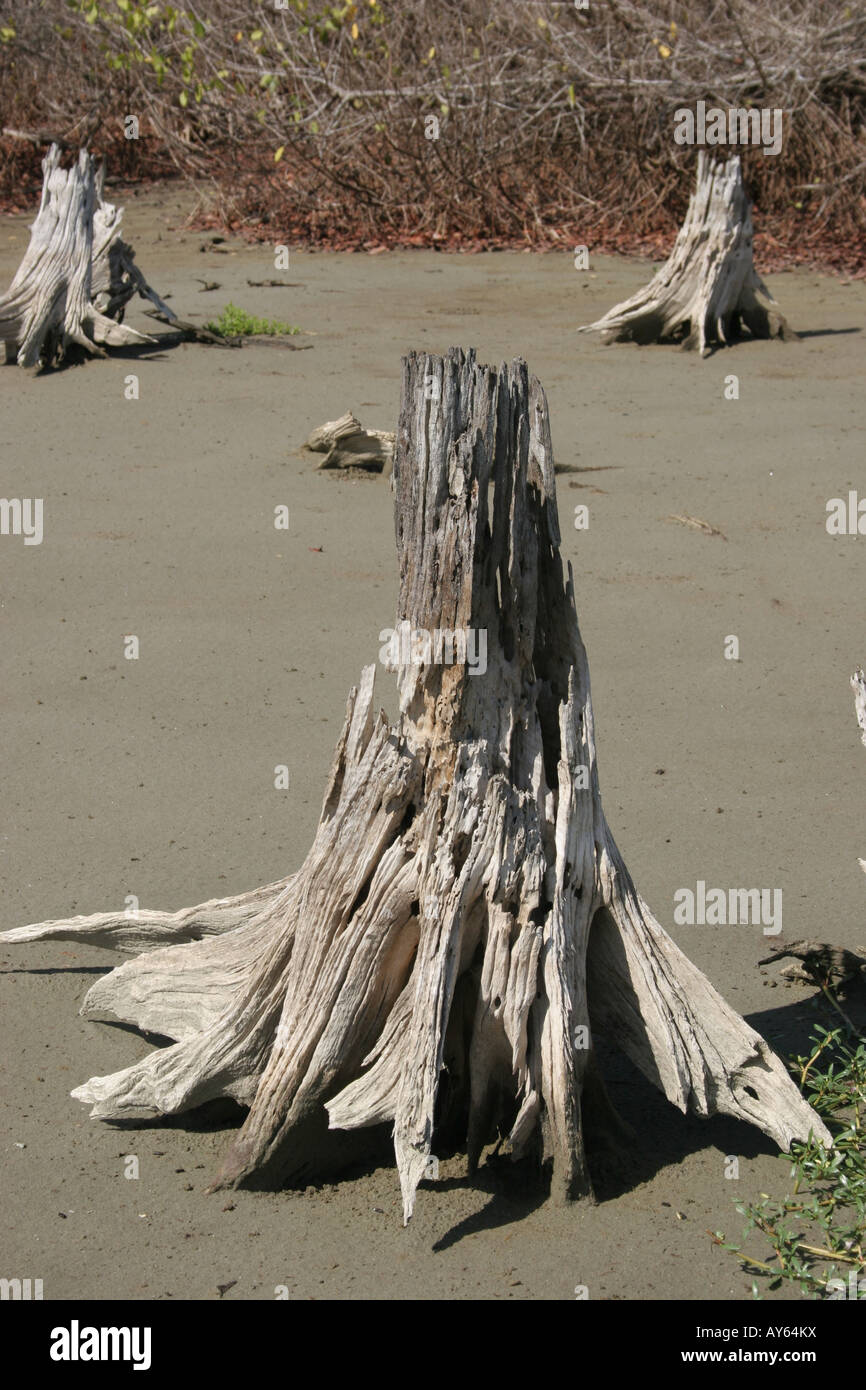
[
  {"left": 204, "top": 302, "right": 302, "bottom": 337},
  {"left": 714, "top": 1020, "right": 866, "bottom": 1298}
]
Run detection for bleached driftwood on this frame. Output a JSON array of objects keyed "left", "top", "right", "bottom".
[
  {"left": 90, "top": 162, "right": 176, "bottom": 327},
  {"left": 307, "top": 411, "right": 395, "bottom": 472},
  {"left": 852, "top": 668, "right": 866, "bottom": 752},
  {"left": 1, "top": 348, "right": 830, "bottom": 1222},
  {"left": 0, "top": 145, "right": 174, "bottom": 368},
  {"left": 579, "top": 152, "right": 796, "bottom": 356}
]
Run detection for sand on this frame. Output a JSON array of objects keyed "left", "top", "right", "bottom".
[{"left": 1, "top": 183, "right": 865, "bottom": 1301}]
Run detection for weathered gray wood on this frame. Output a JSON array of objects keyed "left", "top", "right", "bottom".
[
  {"left": 0, "top": 145, "right": 175, "bottom": 368},
  {"left": 306, "top": 411, "right": 395, "bottom": 472},
  {"left": 90, "top": 162, "right": 176, "bottom": 327},
  {"left": 1, "top": 348, "right": 830, "bottom": 1222},
  {"left": 579, "top": 153, "right": 796, "bottom": 355},
  {"left": 853, "top": 668, "right": 866, "bottom": 752},
  {"left": 1, "top": 878, "right": 289, "bottom": 954}
]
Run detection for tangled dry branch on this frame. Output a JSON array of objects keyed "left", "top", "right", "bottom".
[{"left": 1, "top": 1, "right": 864, "bottom": 265}]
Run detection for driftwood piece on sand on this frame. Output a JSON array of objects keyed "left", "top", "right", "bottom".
[
  {"left": 1, "top": 348, "right": 830, "bottom": 1223},
  {"left": 0, "top": 145, "right": 175, "bottom": 368},
  {"left": 306, "top": 411, "right": 395, "bottom": 472},
  {"left": 579, "top": 152, "right": 796, "bottom": 356}
]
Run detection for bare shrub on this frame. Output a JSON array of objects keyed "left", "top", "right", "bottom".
[{"left": 1, "top": 1, "right": 864, "bottom": 267}]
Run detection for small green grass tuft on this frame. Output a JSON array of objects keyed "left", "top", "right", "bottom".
[
  {"left": 714, "top": 1015, "right": 866, "bottom": 1299},
  {"left": 204, "top": 302, "right": 302, "bottom": 338}
]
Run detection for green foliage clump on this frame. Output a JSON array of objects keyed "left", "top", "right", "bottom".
[
  {"left": 67, "top": 0, "right": 214, "bottom": 102},
  {"left": 204, "top": 302, "right": 302, "bottom": 337},
  {"left": 715, "top": 1021, "right": 866, "bottom": 1299}
]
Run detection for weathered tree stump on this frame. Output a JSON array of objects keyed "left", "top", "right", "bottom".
[
  {"left": 579, "top": 153, "right": 796, "bottom": 355},
  {"left": 1, "top": 349, "right": 829, "bottom": 1221},
  {"left": 0, "top": 145, "right": 174, "bottom": 368}
]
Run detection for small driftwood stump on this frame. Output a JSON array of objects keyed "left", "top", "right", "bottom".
[
  {"left": 579, "top": 152, "right": 796, "bottom": 355},
  {"left": 306, "top": 411, "right": 395, "bottom": 473},
  {"left": 0, "top": 145, "right": 174, "bottom": 368},
  {"left": 1, "top": 349, "right": 829, "bottom": 1222}
]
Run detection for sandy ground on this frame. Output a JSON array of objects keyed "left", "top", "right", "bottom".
[{"left": 1, "top": 182, "right": 865, "bottom": 1302}]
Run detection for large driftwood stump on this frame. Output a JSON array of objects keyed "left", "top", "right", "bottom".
[
  {"left": 579, "top": 153, "right": 796, "bottom": 355},
  {"left": 0, "top": 145, "right": 174, "bottom": 368},
  {"left": 1, "top": 349, "right": 829, "bottom": 1222}
]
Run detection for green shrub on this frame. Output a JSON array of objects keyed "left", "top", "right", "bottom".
[
  {"left": 715, "top": 1021, "right": 866, "bottom": 1298},
  {"left": 204, "top": 302, "right": 301, "bottom": 337}
]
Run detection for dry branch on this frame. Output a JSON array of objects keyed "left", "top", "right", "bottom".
[
  {"left": 1, "top": 348, "right": 831, "bottom": 1222},
  {"left": 4, "top": 2, "right": 864, "bottom": 262}
]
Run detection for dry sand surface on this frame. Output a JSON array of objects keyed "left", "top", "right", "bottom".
[{"left": 2, "top": 183, "right": 865, "bottom": 1301}]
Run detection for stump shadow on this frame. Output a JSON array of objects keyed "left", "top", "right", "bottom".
[
  {"left": 427, "top": 975, "right": 849, "bottom": 1238},
  {"left": 795, "top": 327, "right": 861, "bottom": 340},
  {"left": 21, "top": 334, "right": 192, "bottom": 374},
  {"left": 429, "top": 1163, "right": 548, "bottom": 1252},
  {"left": 587, "top": 979, "right": 864, "bottom": 1203},
  {"left": 0, "top": 964, "right": 109, "bottom": 975}
]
